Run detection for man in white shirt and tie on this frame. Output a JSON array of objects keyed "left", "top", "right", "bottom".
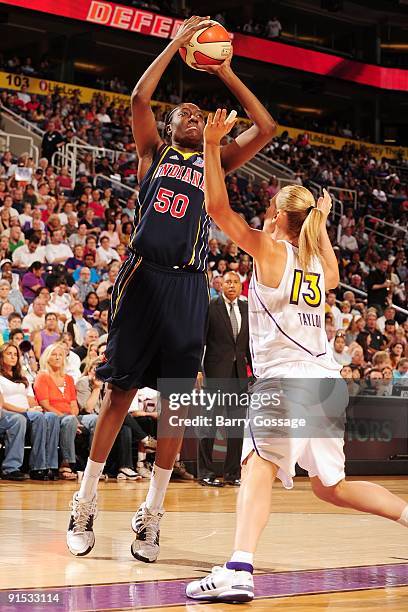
[{"left": 198, "top": 271, "right": 251, "bottom": 487}]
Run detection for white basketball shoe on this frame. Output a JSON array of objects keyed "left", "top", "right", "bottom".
[
  {"left": 67, "top": 493, "right": 98, "bottom": 556},
  {"left": 130, "top": 501, "right": 164, "bottom": 563},
  {"left": 186, "top": 565, "right": 254, "bottom": 603}
]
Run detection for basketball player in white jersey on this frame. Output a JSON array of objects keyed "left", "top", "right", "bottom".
[{"left": 186, "top": 109, "right": 408, "bottom": 603}]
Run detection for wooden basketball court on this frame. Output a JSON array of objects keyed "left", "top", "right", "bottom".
[{"left": 0, "top": 477, "right": 407, "bottom": 611}]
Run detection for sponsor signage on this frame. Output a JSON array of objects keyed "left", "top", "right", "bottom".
[{"left": 1, "top": 0, "right": 408, "bottom": 91}]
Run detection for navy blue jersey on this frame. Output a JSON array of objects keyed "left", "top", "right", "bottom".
[{"left": 130, "top": 144, "right": 210, "bottom": 271}]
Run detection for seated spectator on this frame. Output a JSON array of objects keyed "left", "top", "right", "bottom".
[
  {"left": 100, "top": 219, "right": 120, "bottom": 249},
  {"left": 332, "top": 330, "right": 352, "bottom": 366},
  {"left": 339, "top": 227, "right": 358, "bottom": 254},
  {"left": 89, "top": 189, "right": 105, "bottom": 218},
  {"left": 0, "top": 279, "right": 27, "bottom": 317},
  {"left": 12, "top": 235, "right": 46, "bottom": 268},
  {"left": 73, "top": 253, "right": 100, "bottom": 284},
  {"left": 73, "top": 328, "right": 100, "bottom": 362},
  {"left": 377, "top": 305, "right": 399, "bottom": 334},
  {"left": 56, "top": 166, "right": 73, "bottom": 190},
  {"left": 116, "top": 243, "right": 127, "bottom": 262},
  {"left": 372, "top": 350, "right": 392, "bottom": 372},
  {"left": 123, "top": 197, "right": 136, "bottom": 221},
  {"left": 363, "top": 369, "right": 384, "bottom": 396},
  {"left": 93, "top": 307, "right": 108, "bottom": 337},
  {"left": 68, "top": 222, "right": 88, "bottom": 249},
  {"left": 48, "top": 280, "right": 71, "bottom": 321},
  {"left": 0, "top": 393, "right": 28, "bottom": 481},
  {"left": 80, "top": 341, "right": 99, "bottom": 373},
  {"left": 393, "top": 358, "right": 408, "bottom": 386},
  {"left": 224, "top": 241, "right": 240, "bottom": 271},
  {"left": 350, "top": 345, "right": 366, "bottom": 372},
  {"left": 0, "top": 302, "right": 15, "bottom": 334},
  {"left": 34, "top": 343, "right": 80, "bottom": 480},
  {"left": 0, "top": 194, "right": 19, "bottom": 220},
  {"left": 45, "top": 229, "right": 74, "bottom": 264},
  {"left": 22, "top": 297, "right": 46, "bottom": 333},
  {"left": 66, "top": 245, "right": 85, "bottom": 274},
  {"left": 356, "top": 311, "right": 387, "bottom": 360},
  {"left": 76, "top": 359, "right": 141, "bottom": 480},
  {"left": 336, "top": 301, "right": 353, "bottom": 330},
  {"left": 340, "top": 364, "right": 360, "bottom": 396},
  {"left": 8, "top": 225, "right": 25, "bottom": 254},
  {"left": 0, "top": 342, "right": 59, "bottom": 480},
  {"left": 22, "top": 262, "right": 45, "bottom": 303},
  {"left": 96, "top": 236, "right": 120, "bottom": 268},
  {"left": 60, "top": 333, "right": 81, "bottom": 383},
  {"left": 389, "top": 342, "right": 405, "bottom": 370},
  {"left": 96, "top": 261, "right": 120, "bottom": 300},
  {"left": 65, "top": 301, "right": 92, "bottom": 347},
  {"left": 210, "top": 276, "right": 224, "bottom": 299},
  {"left": 128, "top": 389, "right": 158, "bottom": 479},
  {"left": 32, "top": 312, "right": 61, "bottom": 360},
  {"left": 0, "top": 259, "right": 19, "bottom": 291},
  {"left": 72, "top": 267, "right": 95, "bottom": 303},
  {"left": 83, "top": 291, "right": 100, "bottom": 323},
  {"left": 2, "top": 312, "right": 23, "bottom": 343}
]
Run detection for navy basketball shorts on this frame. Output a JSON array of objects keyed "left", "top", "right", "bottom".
[{"left": 96, "top": 253, "right": 209, "bottom": 391}]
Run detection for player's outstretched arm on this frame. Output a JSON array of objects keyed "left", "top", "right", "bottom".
[
  {"left": 317, "top": 189, "right": 340, "bottom": 289},
  {"left": 204, "top": 109, "right": 271, "bottom": 260},
  {"left": 131, "top": 15, "right": 211, "bottom": 164},
  {"left": 199, "top": 53, "right": 277, "bottom": 173}
]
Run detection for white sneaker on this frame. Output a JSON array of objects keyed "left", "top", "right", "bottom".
[
  {"left": 117, "top": 467, "right": 142, "bottom": 481},
  {"left": 130, "top": 502, "right": 164, "bottom": 563},
  {"left": 67, "top": 493, "right": 98, "bottom": 556},
  {"left": 137, "top": 462, "right": 152, "bottom": 479},
  {"left": 186, "top": 566, "right": 254, "bottom": 603}
]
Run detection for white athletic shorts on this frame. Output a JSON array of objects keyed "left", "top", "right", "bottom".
[{"left": 241, "top": 361, "right": 348, "bottom": 489}]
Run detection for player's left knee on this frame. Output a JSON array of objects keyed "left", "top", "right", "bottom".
[{"left": 311, "top": 478, "right": 346, "bottom": 505}]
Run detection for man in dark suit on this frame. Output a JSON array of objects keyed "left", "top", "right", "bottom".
[{"left": 198, "top": 271, "right": 251, "bottom": 487}]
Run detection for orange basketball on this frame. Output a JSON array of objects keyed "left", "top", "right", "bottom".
[{"left": 179, "top": 21, "right": 232, "bottom": 71}]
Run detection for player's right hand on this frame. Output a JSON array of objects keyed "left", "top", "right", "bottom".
[
  {"left": 174, "top": 16, "right": 213, "bottom": 47},
  {"left": 204, "top": 108, "right": 238, "bottom": 145},
  {"left": 316, "top": 188, "right": 332, "bottom": 220}
]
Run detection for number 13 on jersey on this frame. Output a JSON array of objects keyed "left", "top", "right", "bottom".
[{"left": 289, "top": 269, "right": 322, "bottom": 307}]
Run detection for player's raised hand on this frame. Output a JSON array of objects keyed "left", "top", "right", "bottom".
[
  {"left": 316, "top": 188, "right": 332, "bottom": 220},
  {"left": 174, "top": 16, "right": 213, "bottom": 47},
  {"left": 204, "top": 108, "right": 238, "bottom": 145}
]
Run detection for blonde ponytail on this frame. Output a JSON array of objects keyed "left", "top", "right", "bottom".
[
  {"left": 298, "top": 207, "right": 323, "bottom": 272},
  {"left": 275, "top": 184, "right": 322, "bottom": 272}
]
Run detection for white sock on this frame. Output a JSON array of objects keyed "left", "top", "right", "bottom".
[
  {"left": 138, "top": 451, "right": 146, "bottom": 463},
  {"left": 397, "top": 505, "right": 408, "bottom": 526},
  {"left": 78, "top": 459, "right": 105, "bottom": 501},
  {"left": 145, "top": 463, "right": 172, "bottom": 513},
  {"left": 230, "top": 550, "right": 254, "bottom": 565},
  {"left": 175, "top": 453, "right": 180, "bottom": 463}
]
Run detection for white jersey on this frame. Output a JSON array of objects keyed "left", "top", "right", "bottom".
[{"left": 248, "top": 240, "right": 339, "bottom": 377}]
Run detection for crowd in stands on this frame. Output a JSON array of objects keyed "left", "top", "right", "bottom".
[
  {"left": 0, "top": 76, "right": 407, "bottom": 484},
  {"left": 1, "top": 51, "right": 367, "bottom": 140}
]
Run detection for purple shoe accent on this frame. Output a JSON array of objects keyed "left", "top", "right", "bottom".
[
  {"left": 226, "top": 561, "right": 254, "bottom": 573},
  {"left": 1, "top": 563, "right": 407, "bottom": 611}
]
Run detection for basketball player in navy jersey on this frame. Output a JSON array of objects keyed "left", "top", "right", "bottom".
[{"left": 67, "top": 15, "right": 276, "bottom": 562}]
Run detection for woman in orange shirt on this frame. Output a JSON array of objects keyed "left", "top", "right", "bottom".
[{"left": 34, "top": 342, "right": 79, "bottom": 480}]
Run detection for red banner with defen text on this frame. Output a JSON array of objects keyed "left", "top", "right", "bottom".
[{"left": 1, "top": 0, "right": 407, "bottom": 91}]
